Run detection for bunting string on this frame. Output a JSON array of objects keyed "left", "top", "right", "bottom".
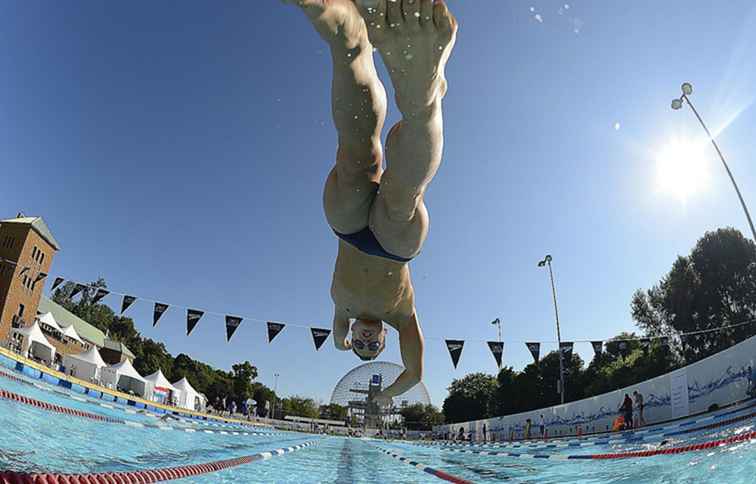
[{"left": 44, "top": 275, "right": 756, "bottom": 369}]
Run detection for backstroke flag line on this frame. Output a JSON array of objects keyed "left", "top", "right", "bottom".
[
  {"left": 267, "top": 322, "right": 285, "bottom": 343},
  {"left": 526, "top": 342, "right": 540, "bottom": 363},
  {"left": 51, "top": 277, "right": 64, "bottom": 292},
  {"left": 92, "top": 288, "right": 110, "bottom": 305},
  {"left": 487, "top": 341, "right": 504, "bottom": 368},
  {"left": 311, "top": 328, "right": 331, "bottom": 350},
  {"left": 445, "top": 339, "right": 465, "bottom": 368},
  {"left": 187, "top": 309, "right": 204, "bottom": 336},
  {"left": 121, "top": 295, "right": 136, "bottom": 314},
  {"left": 591, "top": 340, "right": 603, "bottom": 356},
  {"left": 225, "top": 316, "right": 243, "bottom": 342},
  {"left": 153, "top": 302, "right": 169, "bottom": 326}
]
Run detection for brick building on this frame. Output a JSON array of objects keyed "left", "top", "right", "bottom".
[{"left": 0, "top": 214, "right": 60, "bottom": 343}]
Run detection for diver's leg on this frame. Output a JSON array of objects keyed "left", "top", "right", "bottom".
[
  {"left": 286, "top": 0, "right": 388, "bottom": 234},
  {"left": 354, "top": 0, "right": 457, "bottom": 258}
]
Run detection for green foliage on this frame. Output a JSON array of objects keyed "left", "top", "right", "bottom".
[
  {"left": 281, "top": 396, "right": 319, "bottom": 419},
  {"left": 632, "top": 228, "right": 756, "bottom": 363},
  {"left": 319, "top": 403, "right": 348, "bottom": 421},
  {"left": 442, "top": 373, "right": 498, "bottom": 424},
  {"left": 399, "top": 403, "right": 444, "bottom": 430},
  {"left": 52, "top": 280, "right": 274, "bottom": 408}
]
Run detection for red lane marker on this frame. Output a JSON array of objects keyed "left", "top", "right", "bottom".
[
  {"left": 0, "top": 442, "right": 316, "bottom": 483},
  {"left": 590, "top": 430, "right": 756, "bottom": 459},
  {"left": 0, "top": 388, "right": 123, "bottom": 424}
]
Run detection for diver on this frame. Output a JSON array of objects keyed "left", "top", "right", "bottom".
[{"left": 283, "top": 0, "right": 457, "bottom": 405}]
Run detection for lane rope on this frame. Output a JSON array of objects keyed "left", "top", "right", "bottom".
[
  {"left": 417, "top": 408, "right": 756, "bottom": 453},
  {"left": 0, "top": 440, "right": 318, "bottom": 483},
  {"left": 371, "top": 445, "right": 473, "bottom": 483},
  {"left": 0, "top": 385, "right": 288, "bottom": 438},
  {"left": 411, "top": 425, "right": 756, "bottom": 461}
]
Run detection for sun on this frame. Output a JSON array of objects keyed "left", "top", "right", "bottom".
[{"left": 655, "top": 138, "right": 710, "bottom": 201}]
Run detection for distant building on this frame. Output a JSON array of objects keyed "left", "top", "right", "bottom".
[{"left": 0, "top": 214, "right": 60, "bottom": 344}]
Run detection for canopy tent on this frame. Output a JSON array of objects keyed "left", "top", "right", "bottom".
[
  {"left": 101, "top": 359, "right": 153, "bottom": 398},
  {"left": 60, "top": 324, "right": 84, "bottom": 345},
  {"left": 38, "top": 312, "right": 64, "bottom": 334},
  {"left": 144, "top": 369, "right": 178, "bottom": 405},
  {"left": 173, "top": 377, "right": 203, "bottom": 411},
  {"left": 61, "top": 346, "right": 106, "bottom": 382},
  {"left": 11, "top": 321, "right": 56, "bottom": 365}
]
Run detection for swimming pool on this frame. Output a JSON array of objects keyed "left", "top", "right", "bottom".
[{"left": 2, "top": 366, "right": 756, "bottom": 483}]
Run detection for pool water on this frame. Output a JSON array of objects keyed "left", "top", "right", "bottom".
[{"left": 2, "top": 367, "right": 756, "bottom": 483}]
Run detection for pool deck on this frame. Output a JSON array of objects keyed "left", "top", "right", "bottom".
[{"left": 0, "top": 346, "right": 270, "bottom": 428}]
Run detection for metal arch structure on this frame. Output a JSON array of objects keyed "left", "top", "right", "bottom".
[{"left": 330, "top": 361, "right": 431, "bottom": 408}]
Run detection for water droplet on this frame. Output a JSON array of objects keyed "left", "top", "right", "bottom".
[
  {"left": 356, "top": 188, "right": 361, "bottom": 192},
  {"left": 614, "top": 122, "right": 621, "bottom": 131},
  {"left": 534, "top": 13, "right": 543, "bottom": 23},
  {"left": 529, "top": 6, "right": 535, "bottom": 12},
  {"left": 354, "top": 115, "right": 359, "bottom": 119},
  {"left": 414, "top": 12, "right": 420, "bottom": 18},
  {"left": 405, "top": 53, "right": 413, "bottom": 60},
  {"left": 387, "top": 272, "right": 393, "bottom": 276}
]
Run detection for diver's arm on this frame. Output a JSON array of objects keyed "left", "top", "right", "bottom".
[
  {"left": 333, "top": 308, "right": 352, "bottom": 351},
  {"left": 379, "top": 314, "right": 424, "bottom": 399}
]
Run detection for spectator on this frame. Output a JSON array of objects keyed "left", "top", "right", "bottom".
[
  {"left": 539, "top": 414, "right": 545, "bottom": 438},
  {"left": 482, "top": 423, "right": 487, "bottom": 442},
  {"left": 633, "top": 391, "right": 646, "bottom": 427},
  {"left": 620, "top": 394, "right": 633, "bottom": 430},
  {"left": 524, "top": 418, "right": 532, "bottom": 440}
]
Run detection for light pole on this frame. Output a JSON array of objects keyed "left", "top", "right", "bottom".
[
  {"left": 671, "top": 82, "right": 756, "bottom": 242},
  {"left": 538, "top": 255, "right": 565, "bottom": 404},
  {"left": 272, "top": 372, "right": 280, "bottom": 420},
  {"left": 491, "top": 318, "right": 502, "bottom": 342}
]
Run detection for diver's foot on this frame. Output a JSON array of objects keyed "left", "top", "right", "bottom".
[
  {"left": 355, "top": 0, "right": 457, "bottom": 117},
  {"left": 283, "top": 0, "right": 370, "bottom": 52}
]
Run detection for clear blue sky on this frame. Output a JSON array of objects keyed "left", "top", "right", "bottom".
[{"left": 3, "top": 1, "right": 756, "bottom": 406}]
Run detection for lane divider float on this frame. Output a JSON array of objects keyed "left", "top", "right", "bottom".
[
  {"left": 0, "top": 440, "right": 318, "bottom": 483},
  {"left": 372, "top": 445, "right": 473, "bottom": 483},
  {"left": 414, "top": 428, "right": 756, "bottom": 461}
]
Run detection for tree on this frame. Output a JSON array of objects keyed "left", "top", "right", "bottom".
[
  {"left": 442, "top": 373, "right": 497, "bottom": 423},
  {"left": 281, "top": 396, "right": 319, "bottom": 419},
  {"left": 319, "top": 403, "right": 348, "bottom": 421},
  {"left": 400, "top": 403, "right": 443, "bottom": 430},
  {"left": 632, "top": 228, "right": 756, "bottom": 363}
]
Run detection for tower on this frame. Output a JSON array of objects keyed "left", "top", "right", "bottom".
[{"left": 0, "top": 214, "right": 60, "bottom": 342}]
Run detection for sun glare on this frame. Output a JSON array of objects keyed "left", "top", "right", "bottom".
[{"left": 655, "top": 138, "right": 710, "bottom": 201}]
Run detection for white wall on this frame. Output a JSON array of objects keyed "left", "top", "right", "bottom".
[{"left": 435, "top": 335, "right": 756, "bottom": 441}]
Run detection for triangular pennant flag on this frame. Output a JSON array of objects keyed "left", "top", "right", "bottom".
[
  {"left": 526, "top": 342, "right": 540, "bottom": 363},
  {"left": 34, "top": 272, "right": 48, "bottom": 284},
  {"left": 640, "top": 338, "right": 651, "bottom": 351},
  {"left": 445, "top": 339, "right": 465, "bottom": 368},
  {"left": 487, "top": 341, "right": 504, "bottom": 368},
  {"left": 121, "top": 295, "right": 136, "bottom": 314},
  {"left": 559, "top": 342, "right": 574, "bottom": 361},
  {"left": 19, "top": 266, "right": 30, "bottom": 276},
  {"left": 311, "top": 328, "right": 331, "bottom": 350},
  {"left": 153, "top": 302, "right": 169, "bottom": 326},
  {"left": 70, "top": 283, "right": 86, "bottom": 299},
  {"left": 225, "top": 315, "right": 243, "bottom": 342},
  {"left": 591, "top": 340, "right": 603, "bottom": 356},
  {"left": 267, "top": 322, "right": 285, "bottom": 343},
  {"left": 187, "top": 309, "right": 204, "bottom": 336},
  {"left": 51, "top": 277, "right": 64, "bottom": 291},
  {"left": 92, "top": 288, "right": 110, "bottom": 304}
]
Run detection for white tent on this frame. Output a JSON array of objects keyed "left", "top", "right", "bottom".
[
  {"left": 11, "top": 321, "right": 56, "bottom": 365},
  {"left": 61, "top": 324, "right": 84, "bottom": 345},
  {"left": 62, "top": 346, "right": 106, "bottom": 382},
  {"left": 173, "top": 377, "right": 202, "bottom": 411},
  {"left": 144, "top": 369, "right": 178, "bottom": 404},
  {"left": 101, "top": 359, "right": 153, "bottom": 398},
  {"left": 38, "top": 312, "right": 64, "bottom": 334}
]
